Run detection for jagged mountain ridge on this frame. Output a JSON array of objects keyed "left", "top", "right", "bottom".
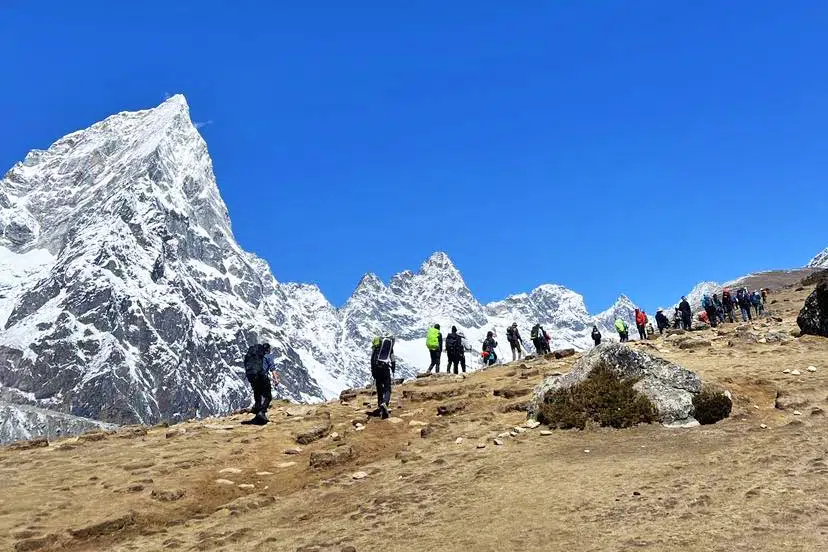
[
  {"left": 0, "top": 96, "right": 643, "bottom": 442},
  {"left": 808, "top": 247, "right": 828, "bottom": 269}
]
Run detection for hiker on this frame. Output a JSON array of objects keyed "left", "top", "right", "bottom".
[
  {"left": 530, "top": 323, "right": 549, "bottom": 354},
  {"left": 679, "top": 296, "right": 692, "bottom": 330},
  {"left": 751, "top": 290, "right": 764, "bottom": 317},
  {"left": 591, "top": 325, "right": 602, "bottom": 346},
  {"left": 506, "top": 322, "right": 523, "bottom": 361},
  {"left": 481, "top": 331, "right": 498, "bottom": 366},
  {"left": 672, "top": 307, "right": 683, "bottom": 329},
  {"left": 645, "top": 322, "right": 655, "bottom": 339},
  {"left": 655, "top": 308, "right": 670, "bottom": 335},
  {"left": 370, "top": 335, "right": 396, "bottom": 419},
  {"left": 634, "top": 308, "right": 647, "bottom": 340},
  {"left": 761, "top": 288, "right": 768, "bottom": 304},
  {"left": 614, "top": 318, "right": 629, "bottom": 342},
  {"left": 242, "top": 342, "right": 280, "bottom": 425},
  {"left": 425, "top": 324, "right": 443, "bottom": 373},
  {"left": 456, "top": 330, "right": 468, "bottom": 373},
  {"left": 543, "top": 328, "right": 552, "bottom": 353},
  {"left": 721, "top": 289, "right": 735, "bottom": 323},
  {"left": 737, "top": 288, "right": 752, "bottom": 321},
  {"left": 445, "top": 326, "right": 466, "bottom": 374},
  {"left": 712, "top": 293, "right": 725, "bottom": 324},
  {"left": 701, "top": 294, "right": 718, "bottom": 327}
]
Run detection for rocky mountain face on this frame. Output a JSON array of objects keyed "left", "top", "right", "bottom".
[
  {"left": 808, "top": 248, "right": 828, "bottom": 269},
  {"left": 0, "top": 96, "right": 645, "bottom": 443}
]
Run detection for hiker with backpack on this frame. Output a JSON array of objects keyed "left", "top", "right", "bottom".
[
  {"left": 506, "top": 323, "right": 523, "bottom": 361},
  {"left": 672, "top": 307, "right": 683, "bottom": 329},
  {"left": 751, "top": 290, "right": 764, "bottom": 317},
  {"left": 371, "top": 335, "right": 396, "bottom": 419},
  {"left": 614, "top": 318, "right": 629, "bottom": 342},
  {"left": 425, "top": 324, "right": 443, "bottom": 374},
  {"left": 712, "top": 293, "right": 725, "bottom": 324},
  {"left": 530, "top": 323, "right": 549, "bottom": 355},
  {"left": 481, "top": 331, "right": 498, "bottom": 366},
  {"left": 242, "top": 342, "right": 281, "bottom": 425},
  {"left": 722, "top": 289, "right": 735, "bottom": 323},
  {"left": 543, "top": 328, "right": 552, "bottom": 353},
  {"left": 445, "top": 326, "right": 466, "bottom": 374},
  {"left": 701, "top": 294, "right": 718, "bottom": 327},
  {"left": 679, "top": 296, "right": 692, "bottom": 330},
  {"left": 634, "top": 308, "right": 647, "bottom": 340},
  {"left": 737, "top": 288, "right": 752, "bottom": 321},
  {"left": 655, "top": 308, "right": 670, "bottom": 335},
  {"left": 591, "top": 325, "right": 602, "bottom": 346}
]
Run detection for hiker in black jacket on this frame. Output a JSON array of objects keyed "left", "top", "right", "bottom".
[
  {"left": 242, "top": 343, "right": 280, "bottom": 425},
  {"left": 506, "top": 323, "right": 523, "bottom": 361},
  {"left": 371, "top": 335, "right": 396, "bottom": 419},
  {"left": 445, "top": 326, "right": 466, "bottom": 374},
  {"left": 679, "top": 297, "right": 692, "bottom": 330},
  {"left": 655, "top": 309, "right": 670, "bottom": 335},
  {"left": 591, "top": 325, "right": 602, "bottom": 346}
]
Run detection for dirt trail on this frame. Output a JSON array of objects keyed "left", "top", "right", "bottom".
[{"left": 1, "top": 282, "right": 826, "bottom": 552}]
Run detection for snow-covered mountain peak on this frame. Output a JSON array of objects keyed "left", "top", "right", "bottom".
[{"left": 808, "top": 247, "right": 828, "bottom": 268}]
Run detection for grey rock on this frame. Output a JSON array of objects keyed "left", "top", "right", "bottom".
[
  {"left": 797, "top": 281, "right": 828, "bottom": 337},
  {"left": 529, "top": 343, "right": 702, "bottom": 425}
]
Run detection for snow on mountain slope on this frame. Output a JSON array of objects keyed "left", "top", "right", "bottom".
[
  {"left": 0, "top": 96, "right": 653, "bottom": 442},
  {"left": 0, "top": 401, "right": 115, "bottom": 444},
  {"left": 808, "top": 247, "right": 828, "bottom": 268}
]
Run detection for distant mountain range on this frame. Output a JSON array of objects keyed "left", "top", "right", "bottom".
[{"left": 0, "top": 96, "right": 824, "bottom": 443}]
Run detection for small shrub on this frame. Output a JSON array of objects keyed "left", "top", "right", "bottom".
[
  {"left": 692, "top": 389, "right": 732, "bottom": 425},
  {"left": 537, "top": 363, "right": 657, "bottom": 429}
]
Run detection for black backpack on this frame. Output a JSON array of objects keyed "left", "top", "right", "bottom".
[
  {"left": 243, "top": 344, "right": 267, "bottom": 376},
  {"left": 530, "top": 325, "right": 540, "bottom": 339},
  {"left": 506, "top": 326, "right": 515, "bottom": 341}
]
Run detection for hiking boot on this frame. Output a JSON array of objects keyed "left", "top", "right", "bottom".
[{"left": 379, "top": 403, "right": 390, "bottom": 420}]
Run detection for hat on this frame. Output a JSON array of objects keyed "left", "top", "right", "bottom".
[
  {"left": 434, "top": 323, "right": 440, "bottom": 330},
  {"left": 656, "top": 307, "right": 663, "bottom": 312},
  {"left": 451, "top": 325, "right": 457, "bottom": 333}
]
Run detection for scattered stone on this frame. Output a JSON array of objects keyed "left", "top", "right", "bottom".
[
  {"left": 553, "top": 348, "right": 576, "bottom": 359},
  {"left": 760, "top": 424, "right": 769, "bottom": 429},
  {"left": 408, "top": 420, "right": 428, "bottom": 427},
  {"left": 238, "top": 484, "right": 255, "bottom": 490},
  {"left": 437, "top": 402, "right": 466, "bottom": 416},
  {"left": 455, "top": 437, "right": 464, "bottom": 444},
  {"left": 295, "top": 413, "right": 332, "bottom": 444},
  {"left": 386, "top": 417, "right": 403, "bottom": 424},
  {"left": 354, "top": 424, "right": 366, "bottom": 432},
  {"left": 420, "top": 426, "right": 434, "bottom": 438},
  {"left": 811, "top": 407, "right": 825, "bottom": 417},
  {"left": 790, "top": 369, "right": 801, "bottom": 376},
  {"left": 513, "top": 426, "right": 527, "bottom": 433},
  {"left": 523, "top": 419, "right": 541, "bottom": 429},
  {"left": 498, "top": 432, "right": 512, "bottom": 438},
  {"left": 583, "top": 449, "right": 591, "bottom": 453},
  {"left": 403, "top": 388, "right": 464, "bottom": 402},
  {"left": 351, "top": 414, "right": 369, "bottom": 426},
  {"left": 126, "top": 484, "right": 145, "bottom": 493},
  {"left": 494, "top": 439, "right": 503, "bottom": 446},
  {"left": 284, "top": 447, "right": 302, "bottom": 455},
  {"left": 339, "top": 389, "right": 358, "bottom": 402},
  {"left": 276, "top": 462, "right": 296, "bottom": 469},
  {"left": 807, "top": 365, "right": 817, "bottom": 372},
  {"left": 493, "top": 387, "right": 531, "bottom": 399},
  {"left": 509, "top": 431, "right": 519, "bottom": 437},
  {"left": 783, "top": 369, "right": 792, "bottom": 374},
  {"left": 793, "top": 410, "right": 803, "bottom": 416},
  {"left": 477, "top": 443, "right": 487, "bottom": 449},
  {"left": 352, "top": 471, "right": 369, "bottom": 480},
  {"left": 396, "top": 451, "right": 422, "bottom": 463},
  {"left": 753, "top": 405, "right": 760, "bottom": 410},
  {"left": 151, "top": 489, "right": 185, "bottom": 502},
  {"left": 286, "top": 405, "right": 318, "bottom": 417},
  {"left": 219, "top": 467, "right": 242, "bottom": 474},
  {"left": 165, "top": 428, "right": 186, "bottom": 439},
  {"left": 6, "top": 437, "right": 49, "bottom": 451},
  {"left": 329, "top": 432, "right": 341, "bottom": 441},
  {"left": 256, "top": 471, "right": 273, "bottom": 476},
  {"left": 215, "top": 479, "right": 235, "bottom": 485},
  {"left": 540, "top": 430, "right": 553, "bottom": 436},
  {"left": 309, "top": 445, "right": 356, "bottom": 469}
]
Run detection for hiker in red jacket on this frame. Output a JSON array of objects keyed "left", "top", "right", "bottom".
[{"left": 634, "top": 309, "right": 647, "bottom": 340}]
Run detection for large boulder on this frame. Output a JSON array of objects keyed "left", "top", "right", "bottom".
[
  {"left": 529, "top": 343, "right": 702, "bottom": 425},
  {"left": 797, "top": 282, "right": 828, "bottom": 337}
]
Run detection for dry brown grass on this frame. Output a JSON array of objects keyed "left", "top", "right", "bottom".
[{"left": 1, "top": 277, "right": 826, "bottom": 552}]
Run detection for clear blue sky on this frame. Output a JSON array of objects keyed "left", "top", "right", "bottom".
[{"left": 2, "top": 1, "right": 827, "bottom": 313}]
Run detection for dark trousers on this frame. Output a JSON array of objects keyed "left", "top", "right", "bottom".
[
  {"left": 247, "top": 372, "right": 272, "bottom": 413},
  {"left": 724, "top": 307, "right": 735, "bottom": 323},
  {"left": 619, "top": 331, "right": 629, "bottom": 343},
  {"left": 705, "top": 307, "right": 718, "bottom": 327},
  {"left": 593, "top": 336, "right": 601, "bottom": 346},
  {"left": 637, "top": 324, "right": 646, "bottom": 340},
  {"left": 427, "top": 349, "right": 441, "bottom": 373},
  {"left": 374, "top": 366, "right": 392, "bottom": 408},
  {"left": 681, "top": 313, "right": 691, "bottom": 330},
  {"left": 447, "top": 354, "right": 466, "bottom": 374}
]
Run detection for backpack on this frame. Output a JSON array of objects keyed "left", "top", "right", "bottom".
[
  {"left": 426, "top": 327, "right": 440, "bottom": 351},
  {"left": 445, "top": 333, "right": 462, "bottom": 355},
  {"left": 506, "top": 326, "right": 515, "bottom": 342},
  {"left": 701, "top": 295, "right": 712, "bottom": 308},
  {"left": 243, "top": 344, "right": 267, "bottom": 376},
  {"left": 375, "top": 336, "right": 394, "bottom": 365},
  {"left": 530, "top": 325, "right": 539, "bottom": 339}
]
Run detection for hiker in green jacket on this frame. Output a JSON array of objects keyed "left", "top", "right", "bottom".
[
  {"left": 425, "top": 324, "right": 443, "bottom": 374},
  {"left": 615, "top": 319, "right": 629, "bottom": 343}
]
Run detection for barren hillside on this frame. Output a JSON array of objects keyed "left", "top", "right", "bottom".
[{"left": 1, "top": 276, "right": 826, "bottom": 552}]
